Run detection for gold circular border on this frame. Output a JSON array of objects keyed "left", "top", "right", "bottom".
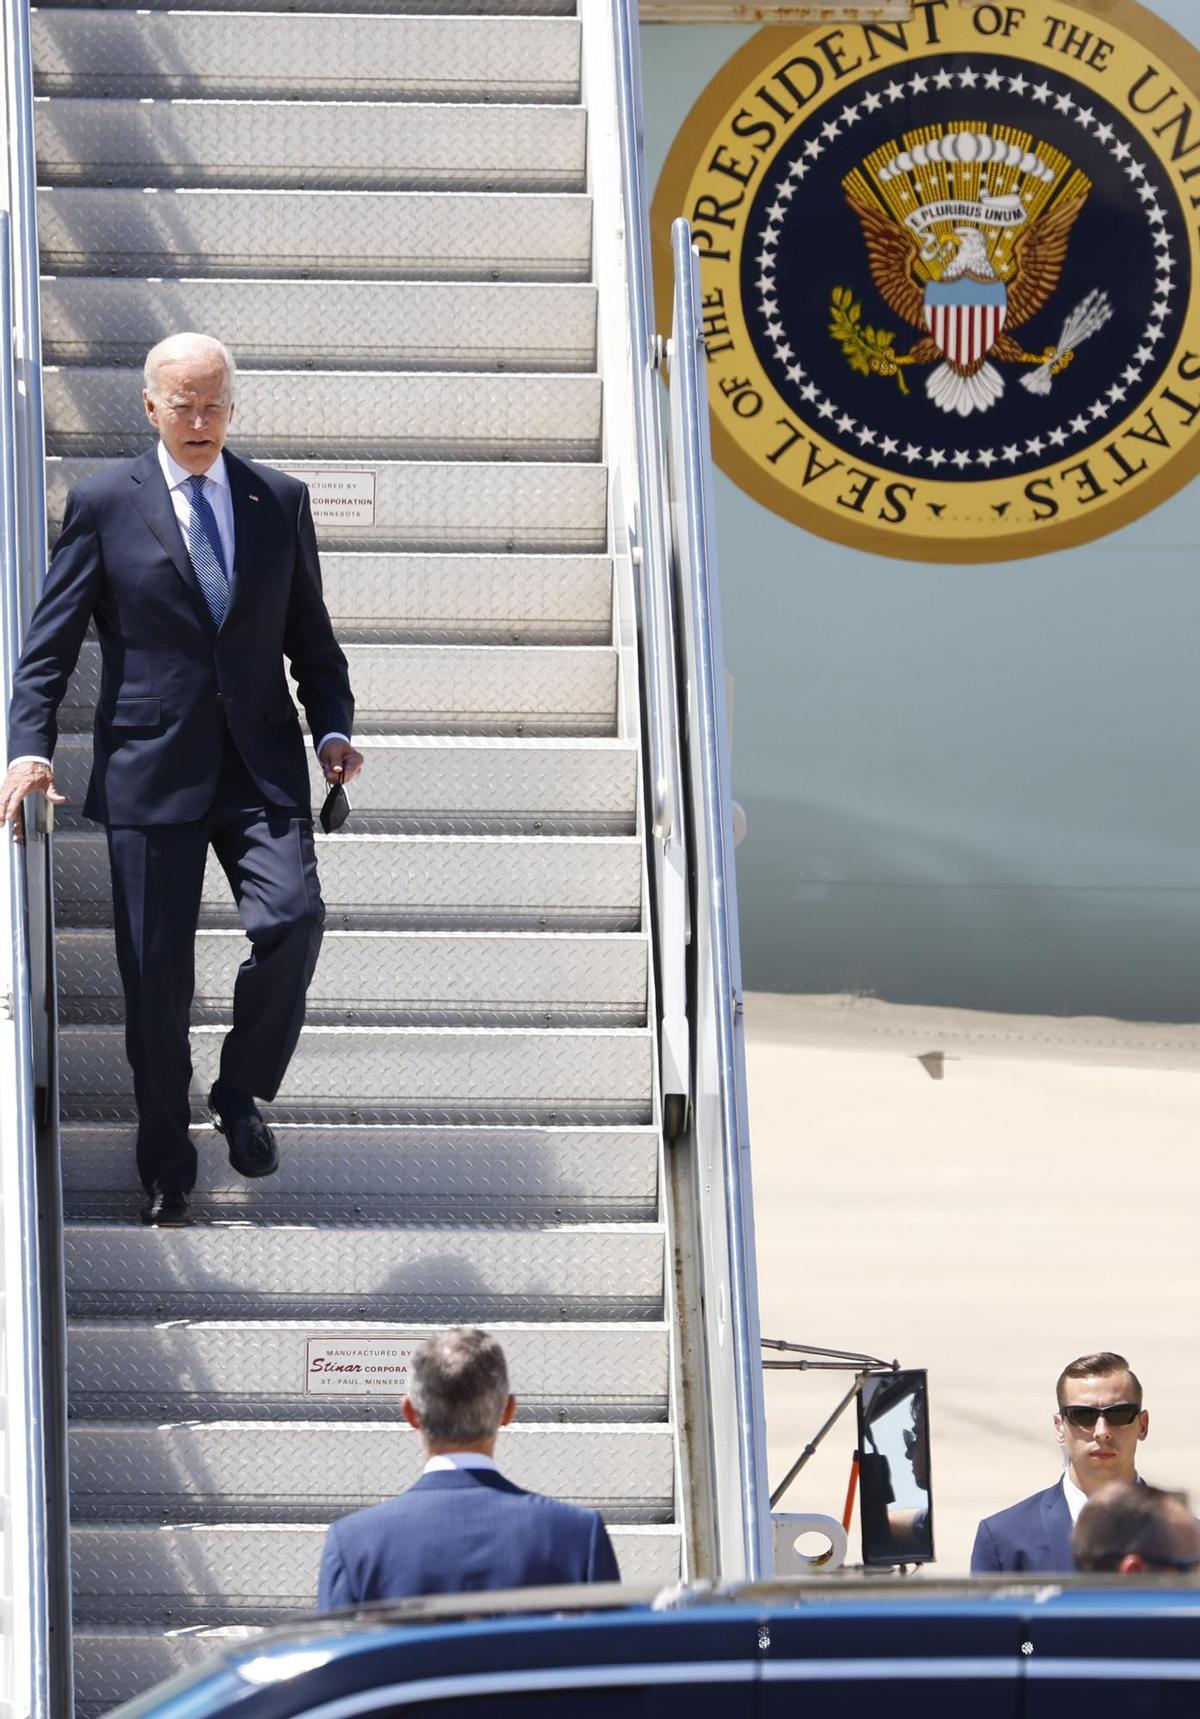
[{"left": 651, "top": 1, "right": 1200, "bottom": 564}]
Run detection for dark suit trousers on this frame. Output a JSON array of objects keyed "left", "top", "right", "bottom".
[{"left": 105, "top": 728, "right": 324, "bottom": 1194}]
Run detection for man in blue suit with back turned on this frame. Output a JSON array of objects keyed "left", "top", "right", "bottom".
[
  {"left": 0, "top": 334, "right": 360, "bottom": 1225},
  {"left": 318, "top": 1328, "right": 621, "bottom": 1607},
  {"left": 971, "top": 1351, "right": 1151, "bottom": 1572}
]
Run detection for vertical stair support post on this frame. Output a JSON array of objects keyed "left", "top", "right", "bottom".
[
  {"left": 668, "top": 218, "right": 771, "bottom": 1581},
  {"left": 612, "top": 0, "right": 690, "bottom": 1140}
]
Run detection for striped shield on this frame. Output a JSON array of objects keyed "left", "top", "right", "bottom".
[{"left": 924, "top": 277, "right": 1008, "bottom": 369}]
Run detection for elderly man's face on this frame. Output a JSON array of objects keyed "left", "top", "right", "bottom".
[
  {"left": 144, "top": 351, "right": 234, "bottom": 475},
  {"left": 1055, "top": 1370, "right": 1148, "bottom": 1494}
]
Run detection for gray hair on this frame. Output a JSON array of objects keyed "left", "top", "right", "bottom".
[
  {"left": 408, "top": 1328, "right": 510, "bottom": 1446},
  {"left": 1072, "top": 1482, "right": 1193, "bottom": 1572},
  {"left": 143, "top": 333, "right": 237, "bottom": 402}
]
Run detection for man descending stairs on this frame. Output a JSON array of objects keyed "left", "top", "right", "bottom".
[{"left": 27, "top": 2, "right": 682, "bottom": 1708}]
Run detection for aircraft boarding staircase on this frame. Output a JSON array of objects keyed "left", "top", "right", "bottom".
[{"left": 0, "top": 4, "right": 769, "bottom": 1714}]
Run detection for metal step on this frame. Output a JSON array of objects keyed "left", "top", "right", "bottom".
[
  {"left": 66, "top": 1320, "right": 669, "bottom": 1423},
  {"left": 322, "top": 552, "right": 612, "bottom": 642},
  {"left": 59, "top": 1123, "right": 659, "bottom": 1223},
  {"left": 64, "top": 1220, "right": 663, "bottom": 1320},
  {"left": 49, "top": 735, "right": 639, "bottom": 835},
  {"left": 40, "top": 281, "right": 598, "bottom": 373},
  {"left": 71, "top": 1524, "right": 679, "bottom": 1629},
  {"left": 59, "top": 1023, "right": 654, "bottom": 1125},
  {"left": 53, "top": 833, "right": 641, "bottom": 932},
  {"left": 57, "top": 928, "right": 648, "bottom": 1028},
  {"left": 36, "top": 100, "right": 587, "bottom": 193},
  {"left": 69, "top": 1421, "right": 674, "bottom": 1523},
  {"left": 38, "top": 187, "right": 592, "bottom": 280},
  {"left": 47, "top": 458, "right": 608, "bottom": 552},
  {"left": 45, "top": 367, "right": 601, "bottom": 462},
  {"left": 33, "top": 14, "right": 581, "bottom": 103},
  {"left": 43, "top": 0, "right": 578, "bottom": 14},
  {"left": 74, "top": 1626, "right": 260, "bottom": 1719},
  {"left": 61, "top": 641, "right": 617, "bottom": 737}
]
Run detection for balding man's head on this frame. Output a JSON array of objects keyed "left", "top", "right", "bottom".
[
  {"left": 142, "top": 334, "right": 236, "bottom": 475},
  {"left": 1073, "top": 1481, "right": 1200, "bottom": 1575}
]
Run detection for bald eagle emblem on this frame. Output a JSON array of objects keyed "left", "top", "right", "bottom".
[{"left": 833, "top": 125, "right": 1114, "bottom": 418}]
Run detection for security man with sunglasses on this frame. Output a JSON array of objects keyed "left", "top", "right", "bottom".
[{"left": 971, "top": 1351, "right": 1150, "bottom": 1572}]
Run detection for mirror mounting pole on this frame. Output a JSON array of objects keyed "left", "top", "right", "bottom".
[{"left": 762, "top": 1339, "right": 903, "bottom": 1510}]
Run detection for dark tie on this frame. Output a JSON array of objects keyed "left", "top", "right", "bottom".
[{"left": 186, "top": 473, "right": 230, "bottom": 625}]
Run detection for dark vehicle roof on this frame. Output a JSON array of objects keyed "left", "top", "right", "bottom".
[{"left": 110, "top": 1577, "right": 1200, "bottom": 1719}]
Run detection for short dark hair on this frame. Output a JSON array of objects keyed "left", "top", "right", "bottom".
[
  {"left": 1072, "top": 1481, "right": 1191, "bottom": 1572},
  {"left": 408, "top": 1327, "right": 510, "bottom": 1446},
  {"left": 1056, "top": 1352, "right": 1142, "bottom": 1408}
]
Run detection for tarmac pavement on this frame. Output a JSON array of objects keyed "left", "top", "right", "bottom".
[{"left": 744, "top": 991, "right": 1200, "bottom": 1574}]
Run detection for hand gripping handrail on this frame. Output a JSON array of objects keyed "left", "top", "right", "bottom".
[{"left": 667, "top": 218, "right": 771, "bottom": 1581}]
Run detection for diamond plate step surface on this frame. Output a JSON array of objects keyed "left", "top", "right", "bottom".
[
  {"left": 33, "top": 14, "right": 581, "bottom": 103},
  {"left": 48, "top": 458, "right": 608, "bottom": 551},
  {"left": 66, "top": 1321, "right": 669, "bottom": 1423},
  {"left": 43, "top": 0, "right": 578, "bottom": 14},
  {"left": 69, "top": 1422, "right": 674, "bottom": 1523},
  {"left": 50, "top": 735, "right": 639, "bottom": 835},
  {"left": 71, "top": 1525, "right": 679, "bottom": 1628},
  {"left": 46, "top": 368, "right": 601, "bottom": 462},
  {"left": 317, "top": 551, "right": 612, "bottom": 641},
  {"left": 59, "top": 1024, "right": 654, "bottom": 1125},
  {"left": 74, "top": 1626, "right": 262, "bottom": 1719},
  {"left": 36, "top": 100, "right": 586, "bottom": 193},
  {"left": 38, "top": 188, "right": 592, "bottom": 280},
  {"left": 53, "top": 833, "right": 641, "bottom": 931},
  {"left": 57, "top": 929, "right": 648, "bottom": 1028},
  {"left": 41, "top": 281, "right": 598, "bottom": 373},
  {"left": 65, "top": 1222, "right": 663, "bottom": 1320},
  {"left": 61, "top": 640, "right": 616, "bottom": 737},
  {"left": 59, "top": 1123, "right": 658, "bottom": 1223}
]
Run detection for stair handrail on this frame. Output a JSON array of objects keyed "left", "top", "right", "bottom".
[
  {"left": 611, "top": 0, "right": 690, "bottom": 1135},
  {"left": 666, "top": 218, "right": 772, "bottom": 1581},
  {"left": 612, "top": 0, "right": 682, "bottom": 848},
  {"left": 2, "top": 0, "right": 67, "bottom": 1702},
  {"left": 0, "top": 212, "right": 53, "bottom": 1719}
]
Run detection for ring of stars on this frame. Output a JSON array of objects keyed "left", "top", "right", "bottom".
[{"left": 753, "top": 62, "right": 1182, "bottom": 476}]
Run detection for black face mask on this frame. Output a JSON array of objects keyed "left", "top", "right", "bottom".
[{"left": 319, "top": 782, "right": 350, "bottom": 834}]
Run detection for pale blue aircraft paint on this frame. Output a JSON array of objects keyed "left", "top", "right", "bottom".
[{"left": 642, "top": 3, "right": 1200, "bottom": 1020}]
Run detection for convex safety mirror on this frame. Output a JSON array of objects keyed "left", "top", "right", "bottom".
[{"left": 856, "top": 1368, "right": 934, "bottom": 1568}]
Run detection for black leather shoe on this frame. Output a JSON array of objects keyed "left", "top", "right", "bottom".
[
  {"left": 208, "top": 1081, "right": 279, "bottom": 1179},
  {"left": 140, "top": 1189, "right": 193, "bottom": 1227}
]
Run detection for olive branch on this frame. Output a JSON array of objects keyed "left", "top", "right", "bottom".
[{"left": 829, "top": 286, "right": 910, "bottom": 395}]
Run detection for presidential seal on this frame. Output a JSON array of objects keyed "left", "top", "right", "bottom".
[{"left": 652, "top": 0, "right": 1200, "bottom": 563}]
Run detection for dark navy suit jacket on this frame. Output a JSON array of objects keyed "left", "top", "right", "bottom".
[
  {"left": 7, "top": 446, "right": 352, "bottom": 824},
  {"left": 317, "top": 1467, "right": 621, "bottom": 1609},
  {"left": 971, "top": 1481, "right": 1074, "bottom": 1573}
]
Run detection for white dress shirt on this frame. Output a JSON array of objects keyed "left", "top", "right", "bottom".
[
  {"left": 11, "top": 443, "right": 350, "bottom": 769},
  {"left": 158, "top": 440, "right": 235, "bottom": 576},
  {"left": 1062, "top": 1468, "right": 1141, "bottom": 1522},
  {"left": 422, "top": 1451, "right": 499, "bottom": 1476}
]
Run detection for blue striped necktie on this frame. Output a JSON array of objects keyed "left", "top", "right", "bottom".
[{"left": 186, "top": 473, "right": 230, "bottom": 626}]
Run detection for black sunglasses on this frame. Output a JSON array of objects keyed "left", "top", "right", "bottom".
[
  {"left": 1140, "top": 1555, "right": 1200, "bottom": 1573},
  {"left": 1058, "top": 1401, "right": 1143, "bottom": 1429}
]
